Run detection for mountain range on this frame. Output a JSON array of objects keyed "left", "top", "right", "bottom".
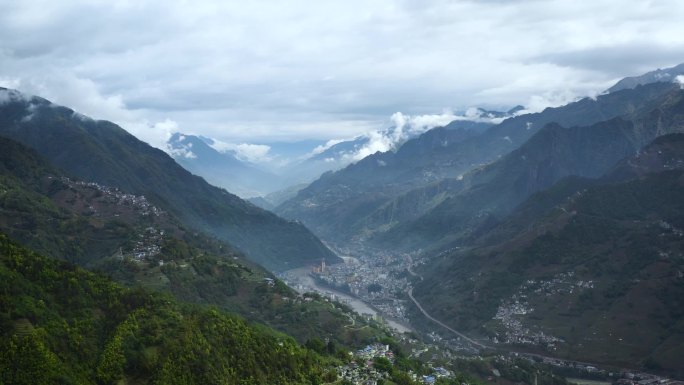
[
  {"left": 369, "top": 84, "right": 684, "bottom": 252},
  {"left": 275, "top": 80, "right": 680, "bottom": 250},
  {"left": 167, "top": 132, "right": 283, "bottom": 197},
  {"left": 3, "top": 62, "right": 684, "bottom": 379},
  {"left": 0, "top": 133, "right": 385, "bottom": 347},
  {"left": 607, "top": 63, "right": 684, "bottom": 93},
  {"left": 267, "top": 63, "right": 684, "bottom": 375},
  {"left": 166, "top": 108, "right": 510, "bottom": 199},
  {"left": 0, "top": 88, "right": 338, "bottom": 271},
  {"left": 412, "top": 133, "right": 684, "bottom": 374}
]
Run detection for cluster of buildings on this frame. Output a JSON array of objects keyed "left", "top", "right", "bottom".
[
  {"left": 491, "top": 271, "right": 599, "bottom": 348},
  {"left": 337, "top": 343, "right": 394, "bottom": 385},
  {"left": 60, "top": 177, "right": 164, "bottom": 217},
  {"left": 369, "top": 297, "right": 410, "bottom": 325},
  {"left": 658, "top": 220, "right": 683, "bottom": 237},
  {"left": 535, "top": 355, "right": 683, "bottom": 385},
  {"left": 526, "top": 272, "right": 595, "bottom": 297},
  {"left": 337, "top": 343, "right": 453, "bottom": 385},
  {"left": 491, "top": 294, "right": 563, "bottom": 348},
  {"left": 312, "top": 251, "right": 412, "bottom": 324},
  {"left": 614, "top": 372, "right": 684, "bottom": 385},
  {"left": 122, "top": 226, "right": 164, "bottom": 262}
]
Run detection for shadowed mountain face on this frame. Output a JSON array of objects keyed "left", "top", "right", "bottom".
[
  {"left": 411, "top": 134, "right": 684, "bottom": 376},
  {"left": 276, "top": 82, "right": 680, "bottom": 248},
  {"left": 275, "top": 122, "right": 491, "bottom": 244},
  {"left": 372, "top": 88, "right": 684, "bottom": 251},
  {"left": 0, "top": 88, "right": 339, "bottom": 271}
]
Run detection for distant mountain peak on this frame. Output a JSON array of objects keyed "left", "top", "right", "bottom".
[
  {"left": 607, "top": 62, "right": 684, "bottom": 93},
  {"left": 167, "top": 132, "right": 282, "bottom": 197}
]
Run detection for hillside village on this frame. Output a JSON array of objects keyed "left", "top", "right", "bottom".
[
  {"left": 58, "top": 176, "right": 165, "bottom": 217},
  {"left": 337, "top": 342, "right": 454, "bottom": 385},
  {"left": 490, "top": 272, "right": 595, "bottom": 348}
]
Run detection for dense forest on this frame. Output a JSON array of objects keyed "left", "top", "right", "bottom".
[{"left": 0, "top": 233, "right": 330, "bottom": 384}]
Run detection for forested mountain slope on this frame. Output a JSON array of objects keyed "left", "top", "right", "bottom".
[{"left": 0, "top": 88, "right": 338, "bottom": 271}]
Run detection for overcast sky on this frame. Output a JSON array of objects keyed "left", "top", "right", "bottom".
[{"left": 1, "top": 0, "right": 683, "bottom": 151}]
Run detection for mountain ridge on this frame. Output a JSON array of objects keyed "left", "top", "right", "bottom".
[
  {"left": 0, "top": 88, "right": 339, "bottom": 271},
  {"left": 410, "top": 133, "right": 684, "bottom": 375},
  {"left": 276, "top": 82, "right": 680, "bottom": 248}
]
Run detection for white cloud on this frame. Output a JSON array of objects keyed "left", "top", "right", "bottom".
[
  {"left": 127, "top": 119, "right": 181, "bottom": 150},
  {"left": 349, "top": 130, "right": 394, "bottom": 161},
  {"left": 5, "top": 72, "right": 131, "bottom": 123},
  {"left": 0, "top": 69, "right": 184, "bottom": 149},
  {"left": 0, "top": 88, "right": 25, "bottom": 105},
  {"left": 170, "top": 147, "right": 197, "bottom": 159},
  {"left": 342, "top": 109, "right": 506, "bottom": 162},
  {"left": 0, "top": 77, "right": 22, "bottom": 90},
  {"left": 309, "top": 139, "right": 346, "bottom": 157},
  {"left": 676, "top": 75, "right": 684, "bottom": 89},
  {"left": 518, "top": 89, "right": 582, "bottom": 114},
  {"left": 234, "top": 143, "right": 272, "bottom": 163},
  {"left": 166, "top": 139, "right": 197, "bottom": 159},
  {"left": 0, "top": 0, "right": 683, "bottom": 149},
  {"left": 207, "top": 138, "right": 272, "bottom": 163}
]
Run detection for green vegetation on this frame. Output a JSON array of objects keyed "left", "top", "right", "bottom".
[
  {"left": 0, "top": 135, "right": 385, "bottom": 348},
  {"left": 0, "top": 233, "right": 329, "bottom": 384}
]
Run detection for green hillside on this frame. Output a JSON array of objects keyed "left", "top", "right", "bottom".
[
  {"left": 0, "top": 136, "right": 380, "bottom": 346},
  {"left": 0, "top": 233, "right": 328, "bottom": 385}
]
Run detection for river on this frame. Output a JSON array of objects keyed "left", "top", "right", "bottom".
[{"left": 283, "top": 266, "right": 413, "bottom": 334}]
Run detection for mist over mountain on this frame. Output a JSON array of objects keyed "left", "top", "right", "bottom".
[
  {"left": 167, "top": 132, "right": 284, "bottom": 197},
  {"left": 371, "top": 85, "right": 684, "bottom": 252},
  {"left": 167, "top": 108, "right": 510, "bottom": 198},
  {"left": 276, "top": 81, "right": 680, "bottom": 248}
]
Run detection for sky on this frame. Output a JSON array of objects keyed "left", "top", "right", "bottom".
[{"left": 1, "top": 0, "right": 683, "bottom": 157}]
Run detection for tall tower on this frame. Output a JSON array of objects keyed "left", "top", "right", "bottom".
[{"left": 321, "top": 259, "right": 325, "bottom": 273}]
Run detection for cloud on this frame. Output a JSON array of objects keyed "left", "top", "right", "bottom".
[
  {"left": 517, "top": 89, "right": 582, "bottom": 114},
  {"left": 233, "top": 143, "right": 272, "bottom": 163},
  {"left": 0, "top": 0, "right": 683, "bottom": 149},
  {"left": 676, "top": 75, "right": 684, "bottom": 90},
  {"left": 309, "top": 139, "right": 346, "bottom": 157},
  {"left": 531, "top": 43, "right": 684, "bottom": 77},
  {"left": 0, "top": 88, "right": 30, "bottom": 105},
  {"left": 127, "top": 118, "right": 181, "bottom": 150},
  {"left": 0, "top": 68, "right": 184, "bottom": 149},
  {"left": 350, "top": 108, "right": 513, "bottom": 161},
  {"left": 207, "top": 138, "right": 273, "bottom": 163},
  {"left": 3, "top": 72, "right": 131, "bottom": 123},
  {"left": 168, "top": 146, "right": 197, "bottom": 159},
  {"left": 166, "top": 137, "right": 197, "bottom": 159},
  {"left": 327, "top": 108, "right": 505, "bottom": 162}
]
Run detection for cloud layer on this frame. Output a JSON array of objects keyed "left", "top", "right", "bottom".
[{"left": 1, "top": 0, "right": 683, "bottom": 149}]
